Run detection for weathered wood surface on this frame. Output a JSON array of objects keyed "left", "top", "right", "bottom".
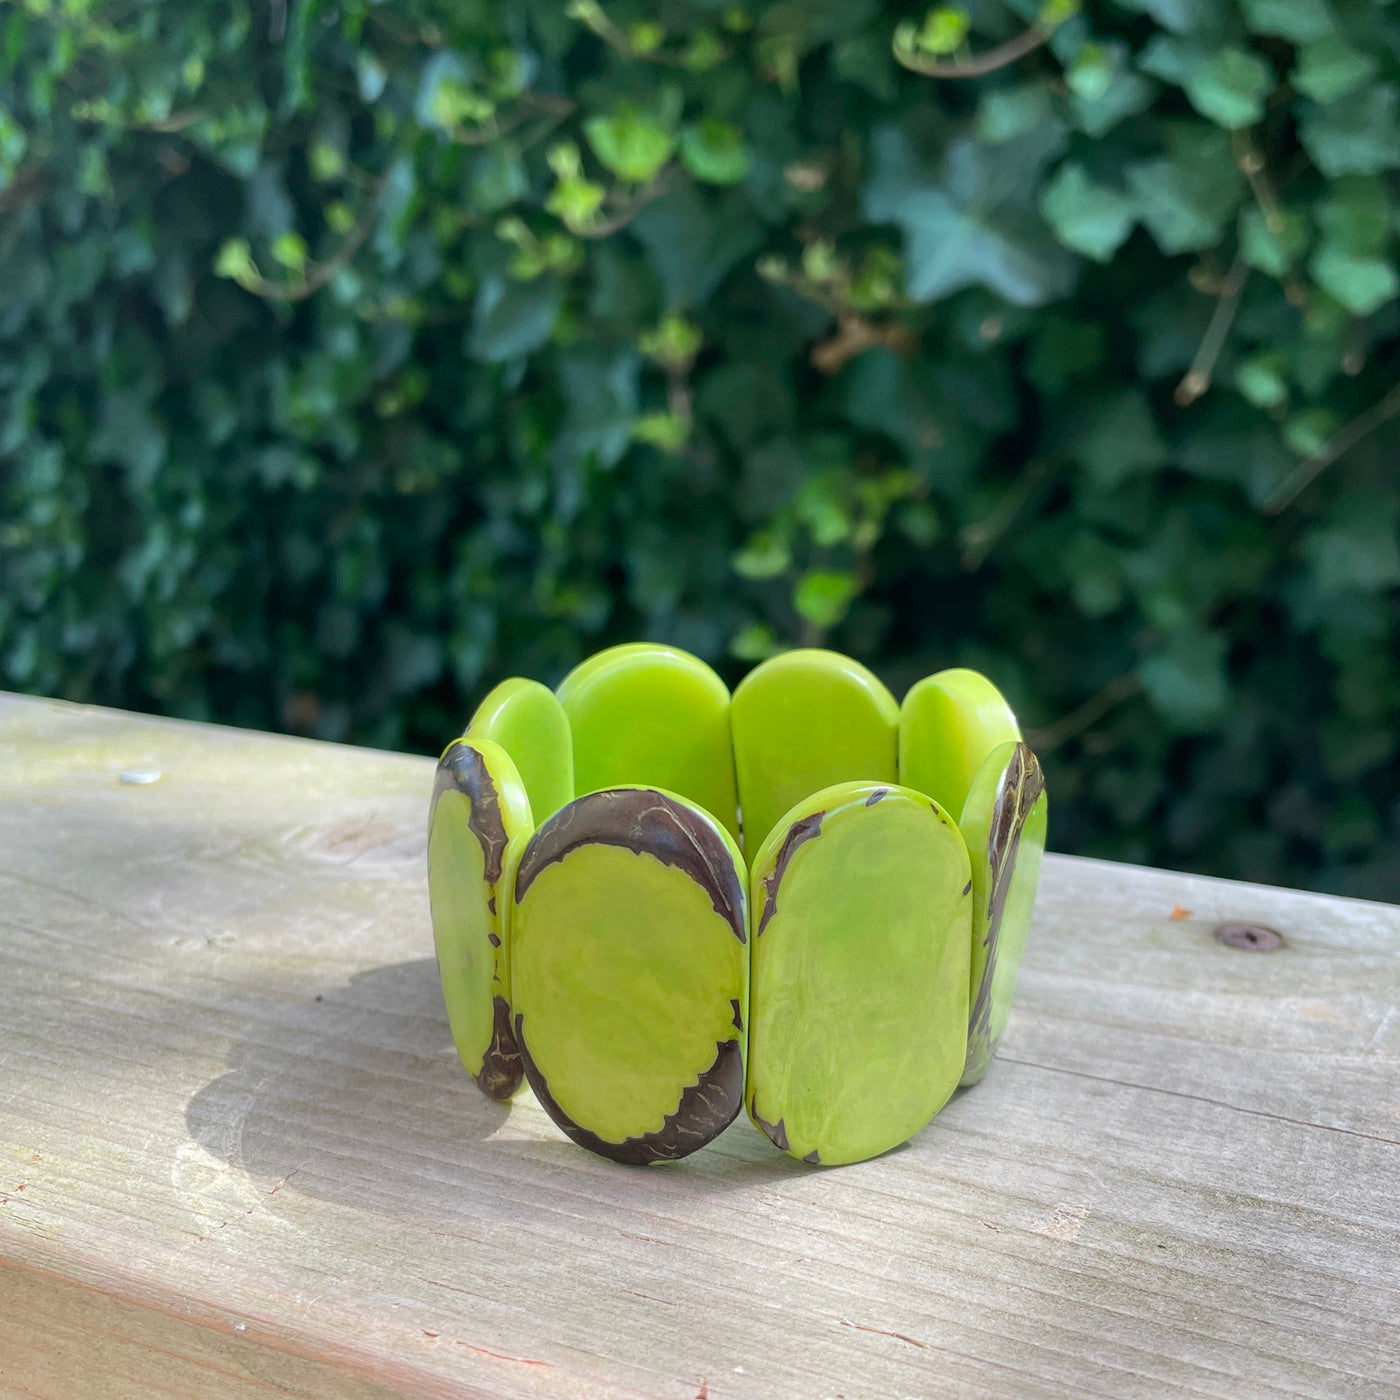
[{"left": 1, "top": 692, "right": 1397, "bottom": 1400}]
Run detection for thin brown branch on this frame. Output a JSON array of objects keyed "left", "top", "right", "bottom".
[
  {"left": 574, "top": 170, "right": 678, "bottom": 238},
  {"left": 810, "top": 316, "right": 914, "bottom": 375},
  {"left": 72, "top": 107, "right": 206, "bottom": 133},
  {"left": 1233, "top": 130, "right": 1284, "bottom": 234},
  {"left": 567, "top": 0, "right": 725, "bottom": 67},
  {"left": 233, "top": 176, "right": 387, "bottom": 303},
  {"left": 140, "top": 110, "right": 207, "bottom": 133},
  {"left": 447, "top": 94, "right": 575, "bottom": 148},
  {"left": 448, "top": 111, "right": 529, "bottom": 147},
  {"left": 1027, "top": 673, "right": 1142, "bottom": 755},
  {"left": 0, "top": 166, "right": 45, "bottom": 213},
  {"left": 959, "top": 458, "right": 1057, "bottom": 570},
  {"left": 894, "top": 25, "right": 1051, "bottom": 79},
  {"left": 1263, "top": 379, "right": 1400, "bottom": 514},
  {"left": 1175, "top": 255, "right": 1249, "bottom": 407}
]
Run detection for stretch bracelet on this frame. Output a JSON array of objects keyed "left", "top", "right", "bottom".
[{"left": 427, "top": 644, "right": 1047, "bottom": 1168}]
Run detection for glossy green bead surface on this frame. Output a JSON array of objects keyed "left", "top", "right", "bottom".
[
  {"left": 557, "top": 643, "right": 740, "bottom": 843},
  {"left": 466, "top": 676, "right": 574, "bottom": 826},
  {"left": 746, "top": 781, "right": 972, "bottom": 1165},
  {"left": 509, "top": 786, "right": 749, "bottom": 1163},
  {"left": 900, "top": 667, "right": 1021, "bottom": 817},
  {"left": 732, "top": 648, "right": 898, "bottom": 857}
]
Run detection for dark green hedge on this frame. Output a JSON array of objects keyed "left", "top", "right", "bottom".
[{"left": 4, "top": 0, "right": 1399, "bottom": 896}]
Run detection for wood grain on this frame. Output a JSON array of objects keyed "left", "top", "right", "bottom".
[{"left": 1, "top": 693, "right": 1397, "bottom": 1398}]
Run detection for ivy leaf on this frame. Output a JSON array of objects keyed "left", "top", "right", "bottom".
[
  {"left": 1138, "top": 625, "right": 1229, "bottom": 732},
  {"left": 1283, "top": 407, "right": 1338, "bottom": 459},
  {"left": 1234, "top": 353, "right": 1288, "bottom": 409},
  {"left": 733, "top": 532, "right": 792, "bottom": 579},
  {"left": 1127, "top": 124, "right": 1243, "bottom": 256},
  {"left": 729, "top": 621, "right": 781, "bottom": 661},
  {"left": 1241, "top": 0, "right": 1330, "bottom": 42},
  {"left": 679, "top": 120, "right": 751, "bottom": 186},
  {"left": 271, "top": 230, "right": 307, "bottom": 276},
  {"left": 1183, "top": 48, "right": 1273, "bottom": 130},
  {"left": 545, "top": 172, "right": 606, "bottom": 232},
  {"left": 914, "top": 6, "right": 970, "bottom": 55},
  {"left": 468, "top": 274, "right": 562, "bottom": 361},
  {"left": 1309, "top": 245, "right": 1399, "bottom": 316},
  {"left": 554, "top": 348, "right": 640, "bottom": 468},
  {"left": 633, "top": 411, "right": 690, "bottom": 452},
  {"left": 977, "top": 84, "right": 1055, "bottom": 146},
  {"left": 0, "top": 104, "right": 26, "bottom": 190},
  {"left": 1176, "top": 416, "right": 1294, "bottom": 507},
  {"left": 356, "top": 52, "right": 387, "bottom": 102},
  {"left": 1293, "top": 36, "right": 1376, "bottom": 105},
  {"left": 864, "top": 127, "right": 1074, "bottom": 307},
  {"left": 1303, "top": 494, "right": 1400, "bottom": 596},
  {"left": 471, "top": 145, "right": 529, "bottom": 214},
  {"left": 630, "top": 186, "right": 763, "bottom": 308},
  {"left": 1040, "top": 163, "right": 1135, "bottom": 262},
  {"left": 1067, "top": 45, "right": 1116, "bottom": 104},
  {"left": 1063, "top": 530, "right": 1124, "bottom": 616},
  {"left": 1069, "top": 387, "right": 1168, "bottom": 489},
  {"left": 1128, "top": 153, "right": 1241, "bottom": 254},
  {"left": 416, "top": 53, "right": 492, "bottom": 132},
  {"left": 794, "top": 570, "right": 859, "bottom": 628},
  {"left": 585, "top": 106, "right": 676, "bottom": 183},
  {"left": 1144, "top": 39, "right": 1273, "bottom": 129},
  {"left": 1137, "top": 35, "right": 1190, "bottom": 85},
  {"left": 214, "top": 236, "right": 258, "bottom": 286},
  {"left": 1300, "top": 85, "right": 1400, "bottom": 177},
  {"left": 1239, "top": 206, "right": 1309, "bottom": 278},
  {"left": 1070, "top": 67, "right": 1156, "bottom": 137},
  {"left": 1316, "top": 176, "right": 1390, "bottom": 254},
  {"left": 89, "top": 390, "right": 169, "bottom": 491},
  {"left": 1115, "top": 0, "right": 1220, "bottom": 35}
]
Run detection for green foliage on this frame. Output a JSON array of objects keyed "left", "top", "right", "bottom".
[{"left": 3, "top": 0, "right": 1400, "bottom": 899}]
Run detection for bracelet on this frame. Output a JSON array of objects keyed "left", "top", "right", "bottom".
[{"left": 428, "top": 644, "right": 1047, "bottom": 1168}]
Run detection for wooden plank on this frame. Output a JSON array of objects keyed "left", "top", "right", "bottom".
[
  {"left": 1, "top": 692, "right": 1397, "bottom": 1399},
  {"left": 0, "top": 1258, "right": 412, "bottom": 1400}
]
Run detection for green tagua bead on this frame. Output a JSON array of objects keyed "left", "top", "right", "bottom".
[
  {"left": 958, "top": 740, "right": 1048, "bottom": 1087},
  {"left": 747, "top": 781, "right": 971, "bottom": 1166},
  {"left": 426, "top": 642, "right": 1049, "bottom": 1168},
  {"left": 466, "top": 676, "right": 574, "bottom": 827},
  {"left": 511, "top": 786, "right": 748, "bottom": 1163},
  {"left": 427, "top": 737, "right": 533, "bottom": 1099}
]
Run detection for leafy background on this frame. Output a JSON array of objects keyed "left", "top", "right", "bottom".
[{"left": 3, "top": 0, "right": 1399, "bottom": 897}]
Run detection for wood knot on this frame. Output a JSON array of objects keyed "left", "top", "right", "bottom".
[{"left": 1214, "top": 922, "right": 1282, "bottom": 951}]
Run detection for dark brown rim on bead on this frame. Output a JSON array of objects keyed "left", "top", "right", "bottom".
[
  {"left": 968, "top": 743, "right": 1046, "bottom": 1046},
  {"left": 516, "top": 1015, "right": 744, "bottom": 1165},
  {"left": 756, "top": 810, "right": 825, "bottom": 936},
  {"left": 431, "top": 741, "right": 522, "bottom": 1099},
  {"left": 514, "top": 787, "right": 746, "bottom": 943}
]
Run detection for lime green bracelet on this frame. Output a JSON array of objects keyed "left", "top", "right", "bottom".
[{"left": 427, "top": 644, "right": 1047, "bottom": 1168}]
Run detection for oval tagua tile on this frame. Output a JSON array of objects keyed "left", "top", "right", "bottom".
[
  {"left": 509, "top": 787, "right": 749, "bottom": 1164},
  {"left": 959, "top": 740, "right": 1048, "bottom": 1087},
  {"left": 427, "top": 737, "right": 533, "bottom": 1100},
  {"left": 747, "top": 782, "right": 972, "bottom": 1166}
]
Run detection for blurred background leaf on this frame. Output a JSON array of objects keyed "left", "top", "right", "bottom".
[{"left": 2, "top": 0, "right": 1400, "bottom": 899}]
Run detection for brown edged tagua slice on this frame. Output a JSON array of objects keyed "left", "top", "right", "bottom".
[
  {"left": 427, "top": 737, "right": 533, "bottom": 1100},
  {"left": 747, "top": 782, "right": 972, "bottom": 1166},
  {"left": 958, "top": 741, "right": 1048, "bottom": 1088},
  {"left": 510, "top": 787, "right": 748, "bottom": 1164}
]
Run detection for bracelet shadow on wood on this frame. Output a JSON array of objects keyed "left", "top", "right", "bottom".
[{"left": 183, "top": 958, "right": 809, "bottom": 1220}]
